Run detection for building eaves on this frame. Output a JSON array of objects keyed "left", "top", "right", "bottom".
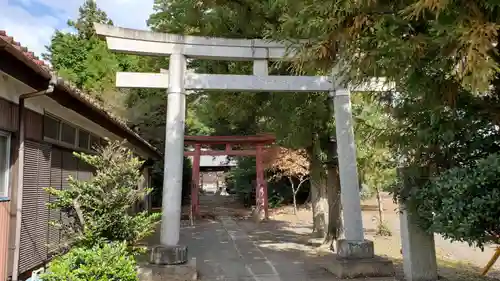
[{"left": 0, "top": 30, "right": 161, "bottom": 159}]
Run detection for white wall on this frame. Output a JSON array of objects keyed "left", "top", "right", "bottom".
[{"left": 0, "top": 71, "right": 151, "bottom": 158}]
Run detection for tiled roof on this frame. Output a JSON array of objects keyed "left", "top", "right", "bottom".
[{"left": 0, "top": 29, "right": 160, "bottom": 158}]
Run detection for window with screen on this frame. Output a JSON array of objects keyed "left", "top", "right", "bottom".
[
  {"left": 61, "top": 122, "right": 76, "bottom": 145},
  {"left": 43, "top": 115, "right": 60, "bottom": 140},
  {"left": 78, "top": 130, "right": 90, "bottom": 149},
  {"left": 0, "top": 132, "right": 11, "bottom": 198}
]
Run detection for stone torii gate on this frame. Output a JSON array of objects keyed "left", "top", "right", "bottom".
[{"left": 95, "top": 23, "right": 394, "bottom": 278}]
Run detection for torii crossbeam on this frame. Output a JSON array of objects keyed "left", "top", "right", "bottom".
[{"left": 95, "top": 23, "right": 394, "bottom": 270}]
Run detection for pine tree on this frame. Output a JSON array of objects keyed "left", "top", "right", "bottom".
[{"left": 67, "top": 0, "right": 113, "bottom": 40}]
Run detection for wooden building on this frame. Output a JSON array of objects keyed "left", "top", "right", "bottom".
[{"left": 0, "top": 30, "right": 160, "bottom": 280}]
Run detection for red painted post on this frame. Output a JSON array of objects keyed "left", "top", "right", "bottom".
[
  {"left": 255, "top": 145, "right": 267, "bottom": 219},
  {"left": 263, "top": 181, "right": 269, "bottom": 219},
  {"left": 191, "top": 144, "right": 201, "bottom": 217}
]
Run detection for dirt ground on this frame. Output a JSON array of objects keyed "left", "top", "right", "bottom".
[
  {"left": 193, "top": 191, "right": 500, "bottom": 281},
  {"left": 265, "top": 192, "right": 500, "bottom": 280}
]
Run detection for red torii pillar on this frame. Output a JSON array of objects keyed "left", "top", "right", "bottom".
[
  {"left": 191, "top": 144, "right": 201, "bottom": 217},
  {"left": 255, "top": 144, "right": 268, "bottom": 218},
  {"left": 184, "top": 135, "right": 275, "bottom": 220}
]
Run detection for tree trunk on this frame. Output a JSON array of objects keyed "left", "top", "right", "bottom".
[
  {"left": 215, "top": 172, "right": 223, "bottom": 195},
  {"left": 309, "top": 141, "right": 328, "bottom": 238},
  {"left": 288, "top": 177, "right": 298, "bottom": 214},
  {"left": 293, "top": 192, "right": 298, "bottom": 214},
  {"left": 304, "top": 190, "right": 312, "bottom": 208},
  {"left": 376, "top": 186, "right": 384, "bottom": 224},
  {"left": 323, "top": 135, "right": 343, "bottom": 249},
  {"left": 322, "top": 93, "right": 344, "bottom": 250},
  {"left": 324, "top": 165, "right": 342, "bottom": 249}
]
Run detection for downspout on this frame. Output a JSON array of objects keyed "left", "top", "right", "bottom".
[{"left": 11, "top": 74, "right": 57, "bottom": 281}]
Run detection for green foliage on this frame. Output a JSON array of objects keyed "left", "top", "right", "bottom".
[
  {"left": 390, "top": 75, "right": 500, "bottom": 204},
  {"left": 266, "top": 0, "right": 500, "bottom": 93},
  {"left": 376, "top": 222, "right": 392, "bottom": 237},
  {"left": 353, "top": 93, "right": 397, "bottom": 197},
  {"left": 225, "top": 157, "right": 257, "bottom": 207},
  {"left": 46, "top": 141, "right": 160, "bottom": 251},
  {"left": 147, "top": 0, "right": 396, "bottom": 222},
  {"left": 43, "top": 0, "right": 139, "bottom": 116},
  {"left": 67, "top": 0, "right": 113, "bottom": 40},
  {"left": 41, "top": 242, "right": 138, "bottom": 281},
  {"left": 264, "top": 0, "right": 500, "bottom": 246},
  {"left": 225, "top": 157, "right": 308, "bottom": 208},
  {"left": 359, "top": 184, "right": 374, "bottom": 200},
  {"left": 411, "top": 153, "right": 500, "bottom": 249},
  {"left": 45, "top": 35, "right": 123, "bottom": 93}
]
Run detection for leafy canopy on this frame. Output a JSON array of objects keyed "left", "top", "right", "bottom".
[
  {"left": 412, "top": 153, "right": 500, "bottom": 249},
  {"left": 265, "top": 147, "right": 310, "bottom": 180},
  {"left": 267, "top": 0, "right": 500, "bottom": 93}
]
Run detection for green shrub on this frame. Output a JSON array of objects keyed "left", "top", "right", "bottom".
[
  {"left": 376, "top": 222, "right": 392, "bottom": 236},
  {"left": 46, "top": 141, "right": 161, "bottom": 252},
  {"left": 411, "top": 153, "right": 500, "bottom": 249},
  {"left": 41, "top": 242, "right": 137, "bottom": 281}
]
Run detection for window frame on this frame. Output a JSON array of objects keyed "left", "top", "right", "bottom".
[
  {"left": 43, "top": 114, "right": 61, "bottom": 142},
  {"left": 60, "top": 121, "right": 77, "bottom": 146},
  {"left": 43, "top": 112, "right": 105, "bottom": 153},
  {"left": 78, "top": 129, "right": 91, "bottom": 150},
  {"left": 0, "top": 130, "right": 11, "bottom": 199}
]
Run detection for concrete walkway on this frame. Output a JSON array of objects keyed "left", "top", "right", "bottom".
[{"left": 177, "top": 217, "right": 334, "bottom": 281}]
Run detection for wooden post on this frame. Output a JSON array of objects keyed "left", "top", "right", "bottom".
[
  {"left": 482, "top": 247, "right": 500, "bottom": 276},
  {"left": 263, "top": 181, "right": 269, "bottom": 219},
  {"left": 191, "top": 144, "right": 201, "bottom": 217},
  {"left": 255, "top": 145, "right": 267, "bottom": 219}
]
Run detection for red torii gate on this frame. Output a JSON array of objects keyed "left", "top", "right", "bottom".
[{"left": 184, "top": 134, "right": 275, "bottom": 219}]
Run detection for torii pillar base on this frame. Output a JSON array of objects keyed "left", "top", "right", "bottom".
[
  {"left": 138, "top": 245, "right": 198, "bottom": 281},
  {"left": 320, "top": 240, "right": 396, "bottom": 279}
]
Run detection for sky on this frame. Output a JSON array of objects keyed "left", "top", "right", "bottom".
[{"left": 0, "top": 0, "right": 154, "bottom": 58}]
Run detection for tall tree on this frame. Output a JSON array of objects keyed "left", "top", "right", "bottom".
[
  {"left": 43, "top": 0, "right": 137, "bottom": 116},
  {"left": 266, "top": 0, "right": 500, "bottom": 247},
  {"left": 68, "top": 0, "right": 113, "bottom": 40}
]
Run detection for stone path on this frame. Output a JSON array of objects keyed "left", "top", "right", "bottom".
[{"left": 178, "top": 217, "right": 334, "bottom": 281}]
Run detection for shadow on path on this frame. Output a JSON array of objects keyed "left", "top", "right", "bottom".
[{"left": 145, "top": 193, "right": 500, "bottom": 281}]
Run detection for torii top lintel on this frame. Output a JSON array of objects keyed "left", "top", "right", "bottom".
[
  {"left": 93, "top": 23, "right": 296, "bottom": 60},
  {"left": 184, "top": 135, "right": 276, "bottom": 145},
  {"left": 93, "top": 23, "right": 395, "bottom": 92}
]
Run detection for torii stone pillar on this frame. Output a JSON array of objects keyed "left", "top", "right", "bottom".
[
  {"left": 161, "top": 53, "right": 187, "bottom": 246},
  {"left": 333, "top": 89, "right": 365, "bottom": 242}
]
